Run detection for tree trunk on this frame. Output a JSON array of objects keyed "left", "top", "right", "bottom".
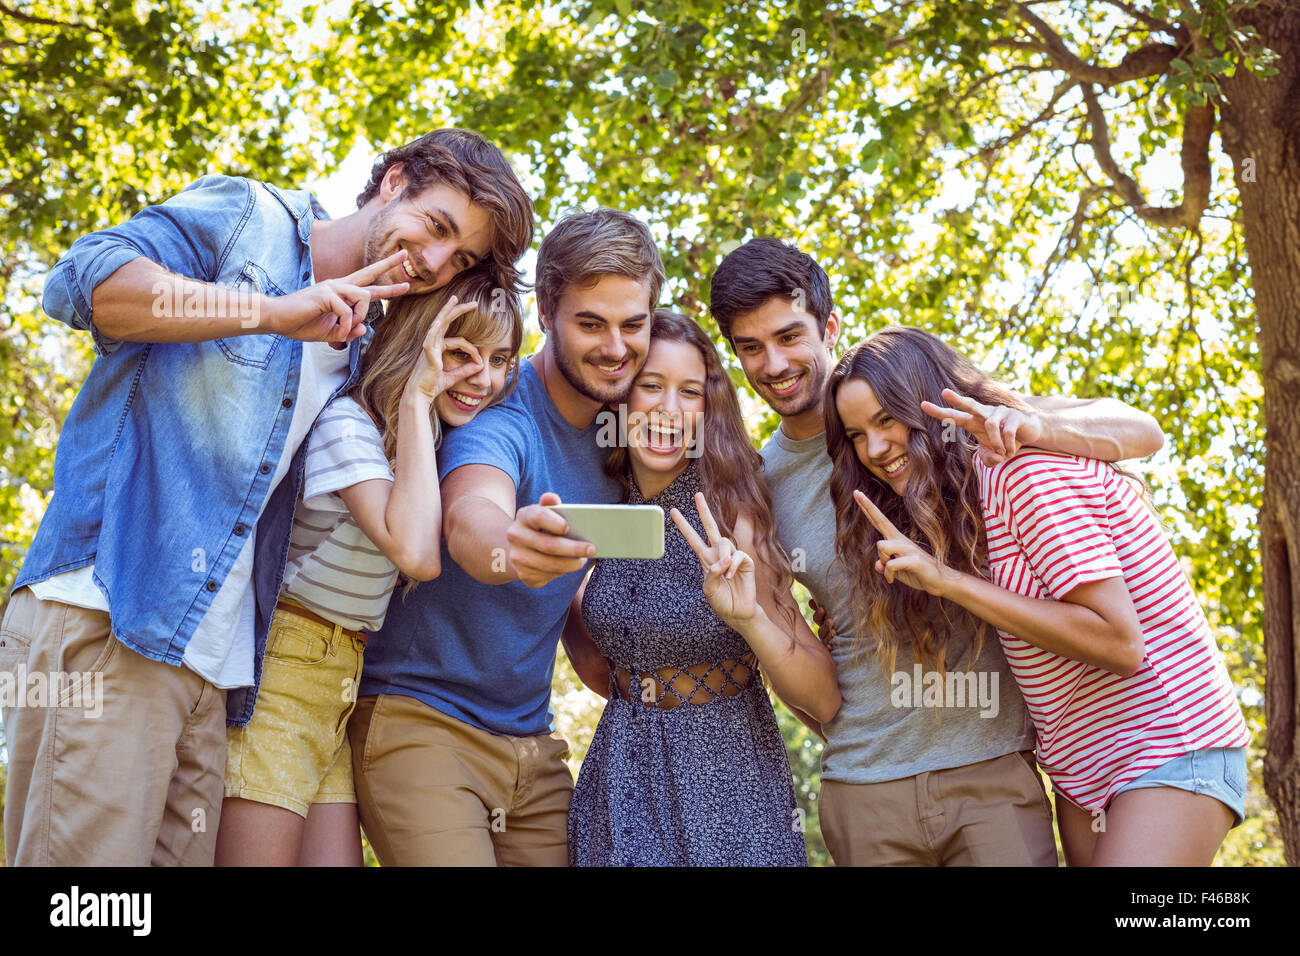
[{"left": 1220, "top": 3, "right": 1300, "bottom": 866}]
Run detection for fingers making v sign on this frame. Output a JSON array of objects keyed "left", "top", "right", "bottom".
[
  {"left": 670, "top": 492, "right": 758, "bottom": 627},
  {"left": 920, "top": 387, "right": 1043, "bottom": 466}
]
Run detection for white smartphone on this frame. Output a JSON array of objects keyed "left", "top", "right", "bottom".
[{"left": 547, "top": 504, "right": 665, "bottom": 559}]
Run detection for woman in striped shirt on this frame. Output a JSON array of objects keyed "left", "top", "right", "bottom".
[
  {"left": 215, "top": 270, "right": 523, "bottom": 866},
  {"left": 823, "top": 326, "right": 1250, "bottom": 866}
]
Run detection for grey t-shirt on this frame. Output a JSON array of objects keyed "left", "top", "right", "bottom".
[{"left": 759, "top": 426, "right": 1035, "bottom": 784}]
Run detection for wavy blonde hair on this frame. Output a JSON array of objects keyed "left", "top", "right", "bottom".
[{"left": 350, "top": 267, "right": 524, "bottom": 463}]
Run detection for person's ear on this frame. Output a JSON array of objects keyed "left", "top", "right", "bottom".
[
  {"left": 379, "top": 162, "right": 407, "bottom": 203},
  {"left": 823, "top": 311, "right": 842, "bottom": 352}
]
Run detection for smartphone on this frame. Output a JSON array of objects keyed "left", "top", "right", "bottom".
[{"left": 548, "top": 504, "right": 665, "bottom": 559}]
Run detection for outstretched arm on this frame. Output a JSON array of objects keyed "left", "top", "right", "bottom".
[
  {"left": 1021, "top": 394, "right": 1163, "bottom": 462},
  {"left": 922, "top": 388, "right": 1164, "bottom": 465}
]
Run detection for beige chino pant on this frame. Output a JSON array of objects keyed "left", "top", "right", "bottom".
[
  {"left": 349, "top": 693, "right": 573, "bottom": 866},
  {"left": 1, "top": 587, "right": 227, "bottom": 866},
  {"left": 819, "top": 750, "right": 1058, "bottom": 866}
]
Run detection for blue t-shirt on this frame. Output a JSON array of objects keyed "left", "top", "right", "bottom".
[{"left": 359, "top": 359, "right": 621, "bottom": 736}]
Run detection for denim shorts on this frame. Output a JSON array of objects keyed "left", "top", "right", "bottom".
[{"left": 1053, "top": 747, "right": 1247, "bottom": 828}]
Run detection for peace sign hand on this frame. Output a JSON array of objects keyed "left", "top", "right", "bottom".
[
  {"left": 406, "top": 295, "right": 484, "bottom": 401},
  {"left": 266, "top": 249, "right": 413, "bottom": 348},
  {"left": 852, "top": 489, "right": 949, "bottom": 596},
  {"left": 670, "top": 492, "right": 758, "bottom": 628},
  {"left": 921, "top": 387, "right": 1042, "bottom": 466}
]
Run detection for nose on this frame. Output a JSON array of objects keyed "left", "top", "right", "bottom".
[
  {"left": 465, "top": 358, "right": 493, "bottom": 389},
  {"left": 419, "top": 243, "right": 454, "bottom": 283},
  {"left": 599, "top": 327, "right": 628, "bottom": 361},
  {"left": 866, "top": 429, "right": 891, "bottom": 462},
  {"left": 763, "top": 345, "right": 787, "bottom": 378}
]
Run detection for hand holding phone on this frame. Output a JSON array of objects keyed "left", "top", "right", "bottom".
[{"left": 546, "top": 504, "right": 665, "bottom": 560}]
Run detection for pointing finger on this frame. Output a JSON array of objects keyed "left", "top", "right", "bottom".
[
  {"left": 853, "top": 489, "right": 903, "bottom": 539},
  {"left": 348, "top": 248, "right": 409, "bottom": 286}
]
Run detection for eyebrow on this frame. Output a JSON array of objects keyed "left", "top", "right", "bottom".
[
  {"left": 732, "top": 321, "right": 807, "bottom": 344},
  {"left": 431, "top": 206, "right": 482, "bottom": 266},
  {"left": 574, "top": 310, "right": 649, "bottom": 324},
  {"left": 639, "top": 372, "right": 705, "bottom": 387}
]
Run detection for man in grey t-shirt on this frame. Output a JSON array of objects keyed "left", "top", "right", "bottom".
[{"left": 708, "top": 238, "right": 1165, "bottom": 866}]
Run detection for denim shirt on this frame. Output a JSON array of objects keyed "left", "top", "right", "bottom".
[{"left": 17, "top": 175, "right": 378, "bottom": 726}]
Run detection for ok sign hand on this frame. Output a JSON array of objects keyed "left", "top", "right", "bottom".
[
  {"left": 406, "top": 295, "right": 484, "bottom": 402},
  {"left": 670, "top": 492, "right": 758, "bottom": 628},
  {"left": 853, "top": 489, "right": 948, "bottom": 596}
]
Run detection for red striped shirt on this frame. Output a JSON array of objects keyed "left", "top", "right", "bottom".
[{"left": 976, "top": 451, "right": 1249, "bottom": 810}]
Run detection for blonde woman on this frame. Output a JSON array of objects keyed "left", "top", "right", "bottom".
[{"left": 215, "top": 270, "right": 523, "bottom": 866}]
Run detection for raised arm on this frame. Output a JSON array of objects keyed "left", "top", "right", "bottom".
[
  {"left": 1021, "top": 394, "right": 1164, "bottom": 462},
  {"left": 670, "top": 497, "right": 841, "bottom": 724},
  {"left": 44, "top": 175, "right": 407, "bottom": 351},
  {"left": 854, "top": 484, "right": 1144, "bottom": 678},
  {"left": 336, "top": 299, "right": 481, "bottom": 581},
  {"left": 922, "top": 388, "right": 1163, "bottom": 465},
  {"left": 88, "top": 253, "right": 409, "bottom": 347},
  {"left": 440, "top": 466, "right": 595, "bottom": 587}
]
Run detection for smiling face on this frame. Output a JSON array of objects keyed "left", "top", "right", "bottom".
[
  {"left": 835, "top": 378, "right": 913, "bottom": 495},
  {"left": 363, "top": 166, "right": 495, "bottom": 295},
  {"left": 625, "top": 338, "right": 707, "bottom": 488},
  {"left": 432, "top": 328, "right": 516, "bottom": 428},
  {"left": 728, "top": 297, "right": 839, "bottom": 438},
  {"left": 545, "top": 274, "right": 653, "bottom": 406}
]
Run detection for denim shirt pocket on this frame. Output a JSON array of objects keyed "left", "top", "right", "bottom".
[{"left": 215, "top": 260, "right": 286, "bottom": 368}]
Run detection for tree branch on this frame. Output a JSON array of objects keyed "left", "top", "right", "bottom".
[
  {"left": 1099, "top": 0, "right": 1184, "bottom": 39},
  {"left": 0, "top": 1, "right": 94, "bottom": 30},
  {"left": 1013, "top": 2, "right": 1184, "bottom": 85},
  {"left": 1082, "top": 84, "right": 1212, "bottom": 228}
]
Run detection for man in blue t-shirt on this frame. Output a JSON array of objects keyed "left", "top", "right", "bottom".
[{"left": 352, "top": 208, "right": 667, "bottom": 866}]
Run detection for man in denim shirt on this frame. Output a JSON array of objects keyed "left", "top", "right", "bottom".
[{"left": 0, "top": 129, "right": 534, "bottom": 866}]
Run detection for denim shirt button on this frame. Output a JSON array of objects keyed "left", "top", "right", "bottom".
[
  {"left": 259, "top": 463, "right": 271, "bottom": 475},
  {"left": 205, "top": 581, "right": 218, "bottom": 592},
  {"left": 281, "top": 397, "right": 293, "bottom": 409},
  {"left": 233, "top": 524, "right": 246, "bottom": 536}
]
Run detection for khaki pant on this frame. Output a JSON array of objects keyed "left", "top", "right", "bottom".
[
  {"left": 1, "top": 587, "right": 227, "bottom": 866},
  {"left": 348, "top": 693, "right": 573, "bottom": 866},
  {"left": 819, "top": 750, "right": 1058, "bottom": 866}
]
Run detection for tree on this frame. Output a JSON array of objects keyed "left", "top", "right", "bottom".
[
  {"left": 333, "top": 0, "right": 1291, "bottom": 860},
  {"left": 0, "top": 0, "right": 370, "bottom": 605},
  {"left": 1, "top": 0, "right": 1289, "bottom": 864}
]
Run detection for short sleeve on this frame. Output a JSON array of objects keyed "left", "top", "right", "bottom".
[
  {"left": 301, "top": 398, "right": 392, "bottom": 512},
  {"left": 987, "top": 452, "right": 1124, "bottom": 600},
  {"left": 41, "top": 175, "right": 253, "bottom": 356},
  {"left": 437, "top": 403, "right": 533, "bottom": 487}
]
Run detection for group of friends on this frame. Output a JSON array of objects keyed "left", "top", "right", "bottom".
[{"left": 0, "top": 127, "right": 1251, "bottom": 867}]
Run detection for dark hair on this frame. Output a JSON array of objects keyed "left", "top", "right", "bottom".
[
  {"left": 355, "top": 128, "right": 535, "bottom": 295},
  {"left": 824, "top": 326, "right": 1032, "bottom": 674},
  {"left": 709, "top": 237, "right": 833, "bottom": 340},
  {"left": 605, "top": 309, "right": 795, "bottom": 625},
  {"left": 535, "top": 207, "right": 665, "bottom": 322}
]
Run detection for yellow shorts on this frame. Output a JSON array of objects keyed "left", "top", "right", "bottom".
[{"left": 225, "top": 602, "right": 366, "bottom": 818}]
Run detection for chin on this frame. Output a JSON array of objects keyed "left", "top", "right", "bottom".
[
  {"left": 631, "top": 449, "right": 685, "bottom": 474},
  {"left": 434, "top": 400, "right": 473, "bottom": 428}
]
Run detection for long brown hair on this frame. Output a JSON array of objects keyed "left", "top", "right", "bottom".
[
  {"left": 350, "top": 267, "right": 524, "bottom": 463},
  {"left": 824, "top": 326, "right": 1033, "bottom": 675},
  {"left": 606, "top": 309, "right": 796, "bottom": 625}
]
